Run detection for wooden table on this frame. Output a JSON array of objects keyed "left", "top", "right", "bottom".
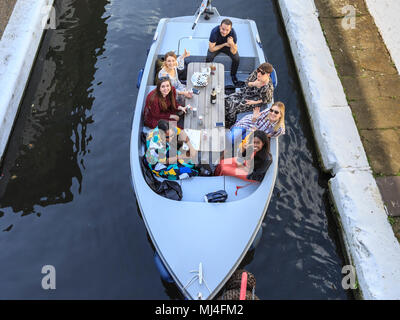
[{"left": 184, "top": 62, "right": 225, "bottom": 165}]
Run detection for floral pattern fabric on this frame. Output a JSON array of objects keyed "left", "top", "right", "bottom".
[{"left": 225, "top": 70, "right": 274, "bottom": 127}]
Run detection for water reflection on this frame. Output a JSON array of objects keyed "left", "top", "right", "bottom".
[{"left": 0, "top": 0, "right": 109, "bottom": 222}]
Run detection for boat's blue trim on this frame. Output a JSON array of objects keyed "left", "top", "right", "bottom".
[
  {"left": 271, "top": 68, "right": 278, "bottom": 89},
  {"left": 249, "top": 226, "right": 263, "bottom": 251},
  {"left": 154, "top": 251, "right": 174, "bottom": 283},
  {"left": 137, "top": 68, "right": 144, "bottom": 89}
]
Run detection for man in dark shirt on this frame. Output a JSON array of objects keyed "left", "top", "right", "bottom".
[{"left": 206, "top": 19, "right": 240, "bottom": 85}]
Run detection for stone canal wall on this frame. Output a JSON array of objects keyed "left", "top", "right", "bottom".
[
  {"left": 0, "top": 0, "right": 55, "bottom": 162},
  {"left": 365, "top": 0, "right": 400, "bottom": 74},
  {"left": 0, "top": 0, "right": 17, "bottom": 40},
  {"left": 277, "top": 0, "right": 400, "bottom": 299}
]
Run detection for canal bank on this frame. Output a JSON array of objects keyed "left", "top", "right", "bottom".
[
  {"left": 314, "top": 0, "right": 400, "bottom": 238},
  {"left": 278, "top": 0, "right": 400, "bottom": 299},
  {"left": 0, "top": 0, "right": 16, "bottom": 40},
  {"left": 0, "top": 0, "right": 54, "bottom": 163}
]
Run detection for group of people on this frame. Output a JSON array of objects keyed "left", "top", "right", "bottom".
[{"left": 144, "top": 19, "right": 286, "bottom": 183}]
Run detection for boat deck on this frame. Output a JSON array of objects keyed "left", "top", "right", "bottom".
[{"left": 158, "top": 16, "right": 259, "bottom": 58}]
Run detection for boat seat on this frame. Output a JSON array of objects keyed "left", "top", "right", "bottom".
[
  {"left": 145, "top": 85, "right": 156, "bottom": 96},
  {"left": 182, "top": 55, "right": 256, "bottom": 74},
  {"left": 224, "top": 176, "right": 260, "bottom": 202},
  {"left": 180, "top": 176, "right": 225, "bottom": 202},
  {"left": 179, "top": 175, "right": 260, "bottom": 202},
  {"left": 160, "top": 21, "right": 258, "bottom": 57}
]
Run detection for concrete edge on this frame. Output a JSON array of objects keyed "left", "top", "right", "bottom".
[
  {"left": 0, "top": 0, "right": 55, "bottom": 162},
  {"left": 365, "top": 0, "right": 400, "bottom": 75},
  {"left": 277, "top": 0, "right": 400, "bottom": 299}
]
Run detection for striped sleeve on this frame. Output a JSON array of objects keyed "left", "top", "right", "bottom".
[{"left": 271, "top": 126, "right": 285, "bottom": 138}]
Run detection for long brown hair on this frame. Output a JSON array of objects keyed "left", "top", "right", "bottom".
[
  {"left": 152, "top": 77, "right": 176, "bottom": 111},
  {"left": 253, "top": 130, "right": 269, "bottom": 168}
]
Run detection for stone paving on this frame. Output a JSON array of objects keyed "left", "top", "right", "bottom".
[
  {"left": 315, "top": 0, "right": 400, "bottom": 241},
  {"left": 0, "top": 0, "right": 16, "bottom": 39}
]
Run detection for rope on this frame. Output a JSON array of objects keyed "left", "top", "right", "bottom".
[
  {"left": 184, "top": 263, "right": 211, "bottom": 299},
  {"left": 235, "top": 182, "right": 255, "bottom": 196},
  {"left": 215, "top": 269, "right": 259, "bottom": 300}
]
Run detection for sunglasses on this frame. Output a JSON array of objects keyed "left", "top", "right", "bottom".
[
  {"left": 257, "top": 68, "right": 266, "bottom": 75},
  {"left": 269, "top": 109, "right": 280, "bottom": 115}
]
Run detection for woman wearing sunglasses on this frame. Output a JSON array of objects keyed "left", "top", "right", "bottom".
[
  {"left": 144, "top": 77, "right": 187, "bottom": 128},
  {"left": 227, "top": 102, "right": 285, "bottom": 153},
  {"left": 225, "top": 62, "right": 275, "bottom": 127}
]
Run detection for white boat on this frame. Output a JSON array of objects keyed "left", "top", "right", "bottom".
[{"left": 130, "top": 0, "right": 279, "bottom": 300}]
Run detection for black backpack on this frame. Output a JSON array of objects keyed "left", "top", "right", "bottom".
[
  {"left": 155, "top": 180, "right": 183, "bottom": 201},
  {"left": 204, "top": 190, "right": 228, "bottom": 203},
  {"left": 140, "top": 157, "right": 183, "bottom": 201}
]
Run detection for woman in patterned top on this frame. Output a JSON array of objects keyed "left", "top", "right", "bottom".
[
  {"left": 158, "top": 50, "right": 193, "bottom": 105},
  {"left": 225, "top": 62, "right": 275, "bottom": 127},
  {"left": 145, "top": 120, "right": 198, "bottom": 180}
]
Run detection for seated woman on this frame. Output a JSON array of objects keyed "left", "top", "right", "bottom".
[
  {"left": 145, "top": 119, "right": 198, "bottom": 180},
  {"left": 228, "top": 101, "right": 285, "bottom": 149},
  {"left": 158, "top": 50, "right": 192, "bottom": 105},
  {"left": 144, "top": 77, "right": 187, "bottom": 129},
  {"left": 225, "top": 62, "right": 275, "bottom": 127},
  {"left": 215, "top": 130, "right": 272, "bottom": 182}
]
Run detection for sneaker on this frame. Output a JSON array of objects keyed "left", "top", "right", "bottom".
[{"left": 231, "top": 75, "right": 239, "bottom": 86}]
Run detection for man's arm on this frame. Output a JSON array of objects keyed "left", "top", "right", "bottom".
[
  {"left": 226, "top": 36, "right": 238, "bottom": 55},
  {"left": 208, "top": 41, "right": 228, "bottom": 53}
]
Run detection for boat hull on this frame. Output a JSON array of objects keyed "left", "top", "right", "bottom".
[{"left": 130, "top": 10, "right": 278, "bottom": 300}]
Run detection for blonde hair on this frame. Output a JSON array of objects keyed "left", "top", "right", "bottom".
[
  {"left": 162, "top": 51, "right": 177, "bottom": 68},
  {"left": 272, "top": 101, "right": 285, "bottom": 132}
]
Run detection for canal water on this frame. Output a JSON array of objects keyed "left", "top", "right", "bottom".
[{"left": 0, "top": 0, "right": 350, "bottom": 299}]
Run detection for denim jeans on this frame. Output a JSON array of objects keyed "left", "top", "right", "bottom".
[{"left": 226, "top": 126, "right": 247, "bottom": 157}]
